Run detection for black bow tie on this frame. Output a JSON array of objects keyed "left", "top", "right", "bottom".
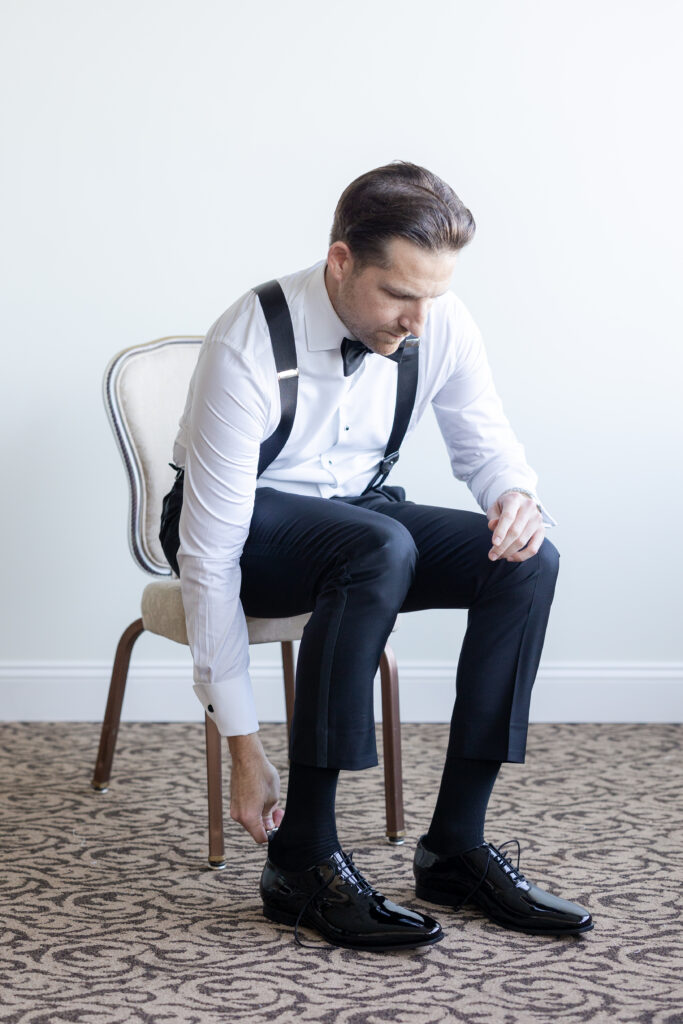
[{"left": 341, "top": 336, "right": 411, "bottom": 377}]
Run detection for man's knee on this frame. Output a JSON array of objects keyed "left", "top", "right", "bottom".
[
  {"left": 476, "top": 527, "right": 559, "bottom": 595},
  {"left": 467, "top": 515, "right": 559, "bottom": 578},
  {"left": 315, "top": 514, "right": 417, "bottom": 618},
  {"left": 538, "top": 537, "right": 560, "bottom": 577},
  {"left": 358, "top": 516, "right": 418, "bottom": 577}
]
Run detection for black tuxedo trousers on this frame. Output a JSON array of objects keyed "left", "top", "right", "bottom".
[{"left": 161, "top": 482, "right": 559, "bottom": 771}]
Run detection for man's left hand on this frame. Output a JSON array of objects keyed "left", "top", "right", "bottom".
[{"left": 486, "top": 491, "right": 545, "bottom": 563}]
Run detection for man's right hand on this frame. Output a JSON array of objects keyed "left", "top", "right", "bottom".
[{"left": 227, "top": 732, "right": 284, "bottom": 844}]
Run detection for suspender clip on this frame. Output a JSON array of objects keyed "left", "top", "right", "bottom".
[
  {"left": 380, "top": 452, "right": 400, "bottom": 474},
  {"left": 364, "top": 451, "right": 400, "bottom": 493}
]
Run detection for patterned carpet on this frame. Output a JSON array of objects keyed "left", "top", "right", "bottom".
[{"left": 1, "top": 721, "right": 682, "bottom": 1024}]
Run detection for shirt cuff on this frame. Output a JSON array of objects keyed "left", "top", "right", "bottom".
[
  {"left": 537, "top": 500, "right": 558, "bottom": 528},
  {"left": 193, "top": 673, "right": 260, "bottom": 737}
]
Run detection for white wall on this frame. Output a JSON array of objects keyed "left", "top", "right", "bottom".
[{"left": 1, "top": 0, "right": 681, "bottom": 722}]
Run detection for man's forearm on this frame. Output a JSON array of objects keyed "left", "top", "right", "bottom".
[{"left": 228, "top": 732, "right": 264, "bottom": 762}]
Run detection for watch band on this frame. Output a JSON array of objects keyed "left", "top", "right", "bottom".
[{"left": 501, "top": 487, "right": 543, "bottom": 513}]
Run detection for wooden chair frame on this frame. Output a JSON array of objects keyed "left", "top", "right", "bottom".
[{"left": 92, "top": 624, "right": 405, "bottom": 869}]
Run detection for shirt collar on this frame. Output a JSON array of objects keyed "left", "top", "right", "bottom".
[{"left": 303, "top": 261, "right": 352, "bottom": 352}]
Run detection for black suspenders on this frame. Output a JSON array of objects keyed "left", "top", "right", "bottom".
[
  {"left": 254, "top": 278, "right": 419, "bottom": 491},
  {"left": 362, "top": 338, "right": 419, "bottom": 493},
  {"left": 253, "top": 281, "right": 299, "bottom": 478}
]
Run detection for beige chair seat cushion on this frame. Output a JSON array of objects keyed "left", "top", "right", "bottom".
[{"left": 141, "top": 579, "right": 312, "bottom": 646}]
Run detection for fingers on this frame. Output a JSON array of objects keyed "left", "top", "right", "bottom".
[
  {"left": 490, "top": 508, "right": 518, "bottom": 552},
  {"left": 244, "top": 801, "right": 283, "bottom": 844},
  {"left": 503, "top": 527, "right": 546, "bottom": 562},
  {"left": 230, "top": 804, "right": 272, "bottom": 843},
  {"left": 261, "top": 790, "right": 285, "bottom": 836},
  {"left": 489, "top": 495, "right": 542, "bottom": 562},
  {"left": 229, "top": 749, "right": 283, "bottom": 844},
  {"left": 272, "top": 806, "right": 285, "bottom": 828},
  {"left": 262, "top": 795, "right": 283, "bottom": 833},
  {"left": 236, "top": 805, "right": 282, "bottom": 845},
  {"left": 237, "top": 814, "right": 269, "bottom": 844},
  {"left": 494, "top": 520, "right": 535, "bottom": 560},
  {"left": 253, "top": 822, "right": 269, "bottom": 843}
]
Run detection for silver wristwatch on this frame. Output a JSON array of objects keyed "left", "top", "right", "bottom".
[{"left": 501, "top": 487, "right": 543, "bottom": 513}]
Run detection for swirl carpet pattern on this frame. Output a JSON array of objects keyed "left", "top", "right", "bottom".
[{"left": 1, "top": 722, "right": 681, "bottom": 1024}]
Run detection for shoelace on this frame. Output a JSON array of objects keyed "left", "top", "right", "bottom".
[
  {"left": 450, "top": 837, "right": 527, "bottom": 911},
  {"left": 493, "top": 838, "right": 527, "bottom": 883},
  {"left": 293, "top": 850, "right": 373, "bottom": 949}
]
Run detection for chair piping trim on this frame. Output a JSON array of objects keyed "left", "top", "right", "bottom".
[{"left": 102, "top": 336, "right": 203, "bottom": 577}]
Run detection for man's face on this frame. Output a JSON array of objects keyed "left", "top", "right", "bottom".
[{"left": 326, "top": 237, "right": 458, "bottom": 354}]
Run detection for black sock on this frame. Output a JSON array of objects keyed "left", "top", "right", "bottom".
[
  {"left": 267, "top": 762, "right": 340, "bottom": 871},
  {"left": 426, "top": 756, "right": 502, "bottom": 856}
]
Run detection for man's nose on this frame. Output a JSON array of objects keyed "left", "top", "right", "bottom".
[{"left": 399, "top": 300, "right": 431, "bottom": 336}]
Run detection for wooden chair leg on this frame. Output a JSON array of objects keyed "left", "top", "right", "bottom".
[
  {"left": 205, "top": 713, "right": 227, "bottom": 870},
  {"left": 91, "top": 618, "right": 145, "bottom": 791},
  {"left": 380, "top": 644, "right": 405, "bottom": 844},
  {"left": 281, "top": 640, "right": 296, "bottom": 748}
]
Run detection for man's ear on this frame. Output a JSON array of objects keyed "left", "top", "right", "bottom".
[{"left": 327, "top": 241, "right": 354, "bottom": 283}]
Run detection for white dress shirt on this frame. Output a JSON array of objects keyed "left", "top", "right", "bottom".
[{"left": 172, "top": 260, "right": 556, "bottom": 737}]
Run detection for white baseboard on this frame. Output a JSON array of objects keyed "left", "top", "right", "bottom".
[{"left": 0, "top": 661, "right": 681, "bottom": 723}]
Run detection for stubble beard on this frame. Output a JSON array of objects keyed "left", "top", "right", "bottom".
[
  {"left": 338, "top": 304, "right": 404, "bottom": 355},
  {"left": 333, "top": 275, "right": 405, "bottom": 354}
]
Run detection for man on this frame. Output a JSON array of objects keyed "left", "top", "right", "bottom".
[{"left": 160, "top": 161, "right": 593, "bottom": 951}]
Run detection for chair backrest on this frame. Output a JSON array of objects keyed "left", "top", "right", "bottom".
[{"left": 103, "top": 337, "right": 202, "bottom": 575}]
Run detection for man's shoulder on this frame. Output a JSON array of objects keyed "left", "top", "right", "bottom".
[
  {"left": 426, "top": 290, "right": 482, "bottom": 350},
  {"left": 431, "top": 289, "right": 477, "bottom": 326},
  {"left": 203, "top": 261, "right": 323, "bottom": 357}
]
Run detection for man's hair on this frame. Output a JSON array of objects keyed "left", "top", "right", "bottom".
[{"left": 329, "top": 161, "right": 476, "bottom": 268}]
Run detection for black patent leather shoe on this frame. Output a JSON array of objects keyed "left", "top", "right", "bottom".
[
  {"left": 414, "top": 835, "right": 593, "bottom": 935},
  {"left": 260, "top": 848, "right": 443, "bottom": 951}
]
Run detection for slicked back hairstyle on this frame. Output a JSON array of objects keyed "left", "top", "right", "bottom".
[{"left": 330, "top": 161, "right": 476, "bottom": 268}]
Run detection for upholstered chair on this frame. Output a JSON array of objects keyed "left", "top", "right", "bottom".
[{"left": 92, "top": 337, "right": 405, "bottom": 869}]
